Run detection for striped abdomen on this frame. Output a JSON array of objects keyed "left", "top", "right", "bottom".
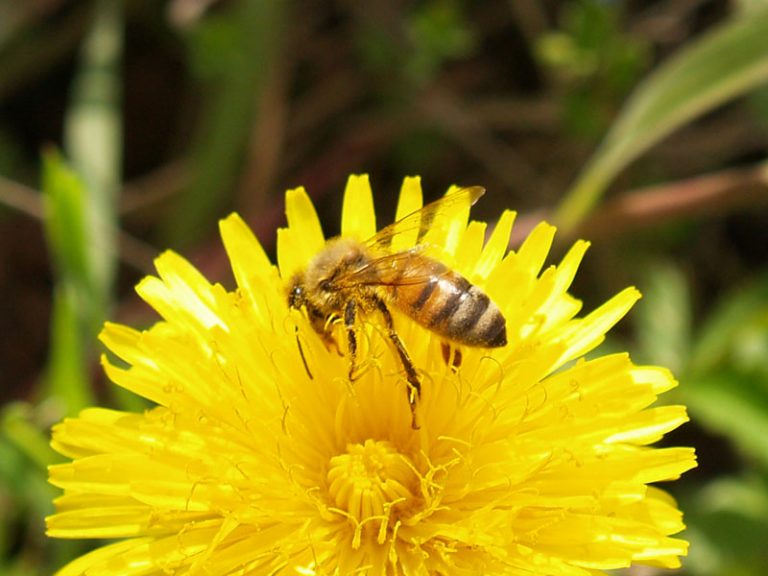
[{"left": 387, "top": 255, "right": 507, "bottom": 348}]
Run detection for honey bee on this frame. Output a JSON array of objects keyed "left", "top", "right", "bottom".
[{"left": 287, "top": 186, "right": 507, "bottom": 427}]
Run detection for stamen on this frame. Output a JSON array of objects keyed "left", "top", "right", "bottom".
[{"left": 327, "top": 440, "right": 417, "bottom": 545}]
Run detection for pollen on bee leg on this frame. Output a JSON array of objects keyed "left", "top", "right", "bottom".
[{"left": 405, "top": 380, "right": 422, "bottom": 429}]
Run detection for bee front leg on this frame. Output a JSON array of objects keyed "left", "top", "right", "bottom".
[
  {"left": 344, "top": 299, "right": 360, "bottom": 381},
  {"left": 372, "top": 295, "right": 421, "bottom": 429},
  {"left": 307, "top": 306, "right": 342, "bottom": 356}
]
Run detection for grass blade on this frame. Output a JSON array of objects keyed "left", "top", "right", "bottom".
[
  {"left": 555, "top": 8, "right": 768, "bottom": 232},
  {"left": 64, "top": 0, "right": 122, "bottom": 330},
  {"left": 42, "top": 0, "right": 122, "bottom": 414},
  {"left": 41, "top": 152, "right": 95, "bottom": 412}
]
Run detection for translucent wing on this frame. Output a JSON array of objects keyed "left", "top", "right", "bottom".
[
  {"left": 365, "top": 186, "right": 485, "bottom": 253},
  {"left": 334, "top": 186, "right": 484, "bottom": 289},
  {"left": 334, "top": 250, "right": 445, "bottom": 288}
]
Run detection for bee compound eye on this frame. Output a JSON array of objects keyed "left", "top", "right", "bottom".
[{"left": 289, "top": 284, "right": 304, "bottom": 307}]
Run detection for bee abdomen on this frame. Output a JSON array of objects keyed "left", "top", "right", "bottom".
[
  {"left": 441, "top": 284, "right": 507, "bottom": 347},
  {"left": 398, "top": 271, "right": 507, "bottom": 348}
]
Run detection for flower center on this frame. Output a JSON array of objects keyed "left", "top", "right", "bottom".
[{"left": 327, "top": 439, "right": 416, "bottom": 538}]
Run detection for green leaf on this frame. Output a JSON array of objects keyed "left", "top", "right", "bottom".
[
  {"left": 634, "top": 260, "right": 691, "bottom": 373},
  {"left": 42, "top": 151, "right": 91, "bottom": 291},
  {"left": 689, "top": 272, "right": 768, "bottom": 376},
  {"left": 41, "top": 0, "right": 123, "bottom": 415},
  {"left": 683, "top": 370, "right": 768, "bottom": 468},
  {"left": 41, "top": 152, "right": 95, "bottom": 412},
  {"left": 555, "top": 8, "right": 768, "bottom": 232},
  {"left": 64, "top": 0, "right": 122, "bottom": 325},
  {"left": 46, "top": 284, "right": 94, "bottom": 414}
]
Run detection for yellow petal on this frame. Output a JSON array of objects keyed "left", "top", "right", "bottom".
[
  {"left": 516, "top": 220, "right": 556, "bottom": 277},
  {"left": 391, "top": 176, "right": 424, "bottom": 251},
  {"left": 341, "top": 174, "right": 376, "bottom": 240},
  {"left": 53, "top": 538, "right": 154, "bottom": 576},
  {"left": 454, "top": 220, "right": 486, "bottom": 274},
  {"left": 279, "top": 186, "right": 325, "bottom": 278},
  {"left": 219, "top": 212, "right": 273, "bottom": 288},
  {"left": 556, "top": 287, "right": 642, "bottom": 364},
  {"left": 476, "top": 209, "right": 516, "bottom": 278}
]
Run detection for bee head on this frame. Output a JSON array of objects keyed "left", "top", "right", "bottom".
[
  {"left": 287, "top": 274, "right": 306, "bottom": 310},
  {"left": 286, "top": 273, "right": 314, "bottom": 380}
]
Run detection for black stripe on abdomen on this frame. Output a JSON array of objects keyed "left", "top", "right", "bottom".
[
  {"left": 446, "top": 287, "right": 490, "bottom": 335},
  {"left": 411, "top": 279, "right": 437, "bottom": 311},
  {"left": 428, "top": 276, "right": 471, "bottom": 328}
]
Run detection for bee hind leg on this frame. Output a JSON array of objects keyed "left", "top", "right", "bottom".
[
  {"left": 372, "top": 295, "right": 421, "bottom": 429},
  {"left": 440, "top": 341, "right": 462, "bottom": 370}
]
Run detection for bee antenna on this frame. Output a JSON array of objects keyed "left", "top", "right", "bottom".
[{"left": 295, "top": 326, "right": 314, "bottom": 380}]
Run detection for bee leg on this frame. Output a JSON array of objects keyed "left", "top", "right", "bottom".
[
  {"left": 372, "top": 296, "right": 421, "bottom": 429},
  {"left": 344, "top": 299, "right": 360, "bottom": 381},
  {"left": 308, "top": 304, "right": 343, "bottom": 356},
  {"left": 440, "top": 341, "right": 462, "bottom": 370},
  {"left": 322, "top": 330, "right": 343, "bottom": 357}
]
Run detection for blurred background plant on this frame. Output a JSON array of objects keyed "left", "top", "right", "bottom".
[{"left": 1, "top": 1, "right": 767, "bottom": 574}]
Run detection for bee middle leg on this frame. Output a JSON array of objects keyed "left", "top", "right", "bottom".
[{"left": 372, "top": 295, "right": 421, "bottom": 429}]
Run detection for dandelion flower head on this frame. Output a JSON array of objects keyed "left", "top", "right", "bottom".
[{"left": 48, "top": 175, "right": 696, "bottom": 575}]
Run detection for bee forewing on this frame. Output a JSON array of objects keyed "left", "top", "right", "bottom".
[
  {"left": 365, "top": 186, "right": 485, "bottom": 254},
  {"left": 333, "top": 250, "right": 442, "bottom": 288}
]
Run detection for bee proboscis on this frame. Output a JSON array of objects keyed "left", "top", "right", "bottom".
[{"left": 287, "top": 187, "right": 507, "bottom": 428}]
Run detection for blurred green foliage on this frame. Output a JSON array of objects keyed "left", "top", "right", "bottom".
[
  {"left": 634, "top": 265, "right": 768, "bottom": 573},
  {"left": 354, "top": 1, "right": 474, "bottom": 96},
  {"left": 404, "top": 2, "right": 475, "bottom": 86},
  {"left": 1, "top": 0, "right": 768, "bottom": 574},
  {"left": 171, "top": 0, "right": 286, "bottom": 246},
  {"left": 537, "top": 0, "right": 649, "bottom": 139}
]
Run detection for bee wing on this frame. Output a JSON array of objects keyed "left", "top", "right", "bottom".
[
  {"left": 365, "top": 186, "right": 485, "bottom": 253},
  {"left": 334, "top": 250, "right": 444, "bottom": 288}
]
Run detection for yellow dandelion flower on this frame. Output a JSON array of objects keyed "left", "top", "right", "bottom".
[{"left": 48, "top": 175, "right": 696, "bottom": 576}]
